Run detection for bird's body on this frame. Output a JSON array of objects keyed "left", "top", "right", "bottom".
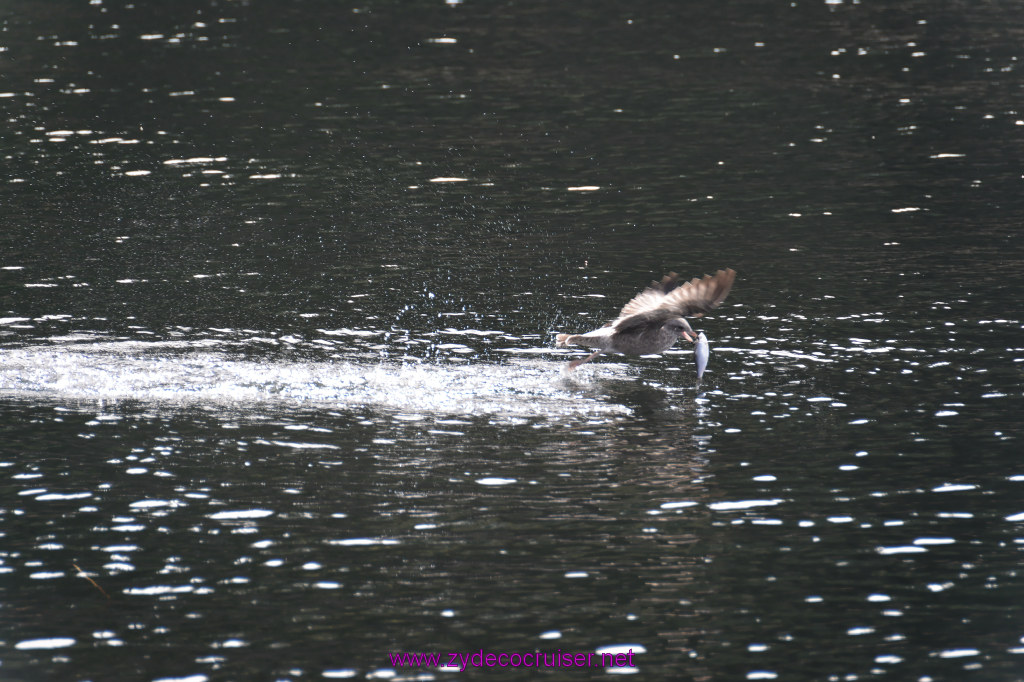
[
  {"left": 555, "top": 269, "right": 735, "bottom": 369},
  {"left": 557, "top": 319, "right": 682, "bottom": 354}
]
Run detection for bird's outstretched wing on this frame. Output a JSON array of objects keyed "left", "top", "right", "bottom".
[
  {"left": 612, "top": 268, "right": 736, "bottom": 331},
  {"left": 614, "top": 272, "right": 684, "bottom": 321}
]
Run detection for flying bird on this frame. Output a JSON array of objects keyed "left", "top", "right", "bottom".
[{"left": 555, "top": 268, "right": 736, "bottom": 370}]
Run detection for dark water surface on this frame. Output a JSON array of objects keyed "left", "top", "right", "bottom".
[{"left": 2, "top": 1, "right": 1023, "bottom": 680}]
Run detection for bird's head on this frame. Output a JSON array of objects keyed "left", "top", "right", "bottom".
[{"left": 665, "top": 317, "right": 697, "bottom": 343}]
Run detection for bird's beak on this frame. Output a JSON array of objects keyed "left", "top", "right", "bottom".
[{"left": 682, "top": 330, "right": 696, "bottom": 343}]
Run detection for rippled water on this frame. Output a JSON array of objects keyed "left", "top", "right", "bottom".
[{"left": 3, "top": 1, "right": 1024, "bottom": 680}]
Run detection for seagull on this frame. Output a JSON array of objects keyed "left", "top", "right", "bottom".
[{"left": 555, "top": 268, "right": 736, "bottom": 369}]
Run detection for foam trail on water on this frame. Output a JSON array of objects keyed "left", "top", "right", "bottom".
[{"left": 0, "top": 341, "right": 629, "bottom": 421}]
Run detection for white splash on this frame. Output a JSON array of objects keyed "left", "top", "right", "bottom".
[{"left": 0, "top": 341, "right": 630, "bottom": 421}]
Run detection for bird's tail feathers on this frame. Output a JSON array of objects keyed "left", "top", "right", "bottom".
[{"left": 555, "top": 333, "right": 574, "bottom": 347}]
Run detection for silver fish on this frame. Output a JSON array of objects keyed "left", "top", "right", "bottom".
[{"left": 695, "top": 332, "right": 709, "bottom": 379}]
